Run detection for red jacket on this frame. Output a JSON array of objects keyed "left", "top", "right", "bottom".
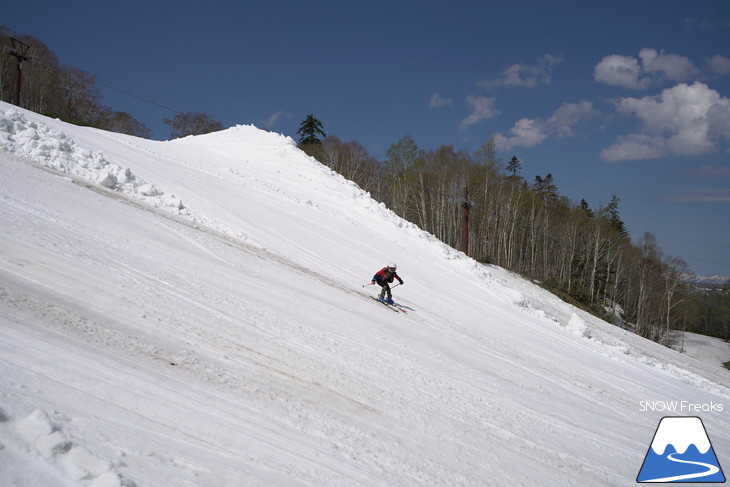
[{"left": 373, "top": 267, "right": 403, "bottom": 284}]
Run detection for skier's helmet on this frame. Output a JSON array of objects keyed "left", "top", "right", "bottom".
[{"left": 386, "top": 262, "right": 397, "bottom": 270}]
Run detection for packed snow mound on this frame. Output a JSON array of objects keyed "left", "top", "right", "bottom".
[
  {"left": 0, "top": 108, "right": 186, "bottom": 214},
  {"left": 162, "top": 122, "right": 427, "bottom": 236}
]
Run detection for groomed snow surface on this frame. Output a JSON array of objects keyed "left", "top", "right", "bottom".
[{"left": 0, "top": 102, "right": 728, "bottom": 486}]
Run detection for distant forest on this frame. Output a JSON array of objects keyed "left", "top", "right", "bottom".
[{"left": 3, "top": 27, "right": 728, "bottom": 348}]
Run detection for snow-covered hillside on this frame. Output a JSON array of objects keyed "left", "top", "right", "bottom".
[
  {"left": 677, "top": 332, "right": 730, "bottom": 370},
  {"left": 685, "top": 275, "right": 729, "bottom": 287},
  {"left": 1, "top": 102, "right": 728, "bottom": 486}
]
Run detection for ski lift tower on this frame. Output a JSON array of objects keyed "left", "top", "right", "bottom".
[{"left": 6, "top": 38, "right": 32, "bottom": 106}]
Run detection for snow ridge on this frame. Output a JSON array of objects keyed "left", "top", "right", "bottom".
[{"left": 0, "top": 108, "right": 188, "bottom": 216}]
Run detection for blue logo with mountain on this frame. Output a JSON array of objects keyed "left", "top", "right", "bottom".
[{"left": 637, "top": 416, "right": 725, "bottom": 483}]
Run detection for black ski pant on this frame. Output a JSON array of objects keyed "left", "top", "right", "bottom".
[{"left": 376, "top": 279, "right": 392, "bottom": 300}]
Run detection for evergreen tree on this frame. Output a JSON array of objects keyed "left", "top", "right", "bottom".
[
  {"left": 297, "top": 114, "right": 326, "bottom": 146},
  {"left": 605, "top": 194, "right": 629, "bottom": 238},
  {"left": 506, "top": 156, "right": 521, "bottom": 177},
  {"left": 579, "top": 198, "right": 594, "bottom": 217},
  {"left": 533, "top": 173, "right": 558, "bottom": 201}
]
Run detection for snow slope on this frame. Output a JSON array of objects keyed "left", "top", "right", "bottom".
[
  {"left": 677, "top": 333, "right": 730, "bottom": 371},
  {"left": 0, "top": 102, "right": 728, "bottom": 486}
]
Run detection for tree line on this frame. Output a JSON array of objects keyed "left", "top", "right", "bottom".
[
  {"left": 297, "top": 116, "right": 730, "bottom": 347},
  {"left": 1, "top": 26, "right": 222, "bottom": 139}
]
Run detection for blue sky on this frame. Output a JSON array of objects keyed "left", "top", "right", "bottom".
[{"left": 5, "top": 0, "right": 730, "bottom": 276}]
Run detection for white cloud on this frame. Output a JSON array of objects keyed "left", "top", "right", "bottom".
[
  {"left": 493, "top": 118, "right": 547, "bottom": 151},
  {"left": 263, "top": 110, "right": 292, "bottom": 129},
  {"left": 601, "top": 134, "right": 665, "bottom": 161},
  {"left": 663, "top": 188, "right": 730, "bottom": 203},
  {"left": 594, "top": 49, "right": 700, "bottom": 89},
  {"left": 603, "top": 82, "right": 730, "bottom": 161},
  {"left": 638, "top": 48, "right": 699, "bottom": 81},
  {"left": 429, "top": 92, "right": 454, "bottom": 109},
  {"left": 707, "top": 102, "right": 730, "bottom": 140},
  {"left": 705, "top": 55, "right": 730, "bottom": 76},
  {"left": 547, "top": 101, "right": 596, "bottom": 137},
  {"left": 460, "top": 96, "right": 500, "bottom": 130},
  {"left": 493, "top": 101, "right": 594, "bottom": 151},
  {"left": 478, "top": 54, "right": 563, "bottom": 89},
  {"left": 594, "top": 54, "right": 649, "bottom": 90}
]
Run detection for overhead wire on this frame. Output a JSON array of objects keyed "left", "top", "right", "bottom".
[{"left": 96, "top": 80, "right": 184, "bottom": 114}]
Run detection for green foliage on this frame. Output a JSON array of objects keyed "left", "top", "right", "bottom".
[
  {"left": 604, "top": 194, "right": 629, "bottom": 238},
  {"left": 579, "top": 199, "right": 593, "bottom": 217},
  {"left": 542, "top": 277, "right": 612, "bottom": 321},
  {"left": 681, "top": 285, "right": 730, "bottom": 340},
  {"left": 532, "top": 173, "right": 558, "bottom": 202},
  {"left": 297, "top": 114, "right": 326, "bottom": 146},
  {"left": 507, "top": 156, "right": 521, "bottom": 177}
]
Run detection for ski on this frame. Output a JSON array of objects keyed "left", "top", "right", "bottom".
[
  {"left": 385, "top": 299, "right": 407, "bottom": 313},
  {"left": 370, "top": 295, "right": 400, "bottom": 312}
]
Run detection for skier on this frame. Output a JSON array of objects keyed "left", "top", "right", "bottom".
[{"left": 371, "top": 263, "right": 404, "bottom": 305}]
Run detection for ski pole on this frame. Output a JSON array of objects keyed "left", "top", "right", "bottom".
[{"left": 363, "top": 282, "right": 401, "bottom": 289}]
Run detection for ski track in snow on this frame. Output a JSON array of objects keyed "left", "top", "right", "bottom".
[{"left": 1, "top": 103, "right": 729, "bottom": 486}]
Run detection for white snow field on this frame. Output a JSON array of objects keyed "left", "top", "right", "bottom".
[
  {"left": 677, "top": 332, "right": 730, "bottom": 370},
  {"left": 0, "top": 101, "right": 728, "bottom": 486}
]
